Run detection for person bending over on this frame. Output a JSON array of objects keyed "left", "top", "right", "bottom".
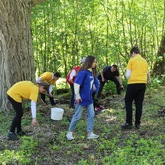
[
  {"left": 7, "top": 81, "right": 50, "bottom": 140},
  {"left": 97, "top": 64, "right": 123, "bottom": 98},
  {"left": 36, "top": 71, "right": 61, "bottom": 106}
]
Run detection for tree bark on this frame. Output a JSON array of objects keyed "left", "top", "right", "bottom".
[
  {"left": 152, "top": 34, "right": 165, "bottom": 76},
  {"left": 0, "top": 0, "right": 45, "bottom": 111}
]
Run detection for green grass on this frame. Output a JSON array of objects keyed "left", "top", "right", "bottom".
[{"left": 0, "top": 86, "right": 165, "bottom": 164}]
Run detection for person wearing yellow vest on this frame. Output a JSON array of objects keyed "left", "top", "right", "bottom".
[
  {"left": 121, "top": 46, "right": 150, "bottom": 130},
  {"left": 36, "top": 72, "right": 61, "bottom": 106},
  {"left": 7, "top": 81, "right": 50, "bottom": 140}
]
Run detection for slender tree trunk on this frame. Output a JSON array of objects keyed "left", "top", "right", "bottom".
[
  {"left": 152, "top": 34, "right": 165, "bottom": 75},
  {"left": 152, "top": 0, "right": 165, "bottom": 76},
  {"left": 0, "top": 0, "right": 45, "bottom": 111}
]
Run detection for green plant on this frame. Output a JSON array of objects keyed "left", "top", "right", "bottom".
[
  {"left": 150, "top": 76, "right": 164, "bottom": 88},
  {"left": 0, "top": 148, "right": 32, "bottom": 165},
  {"left": 19, "top": 136, "right": 38, "bottom": 154},
  {"left": 101, "top": 137, "right": 165, "bottom": 165}
]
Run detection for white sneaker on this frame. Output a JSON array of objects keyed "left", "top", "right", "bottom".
[
  {"left": 87, "top": 132, "right": 99, "bottom": 139},
  {"left": 66, "top": 132, "right": 74, "bottom": 140}
]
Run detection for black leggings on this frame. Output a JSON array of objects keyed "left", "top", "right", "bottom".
[
  {"left": 69, "top": 84, "right": 74, "bottom": 108},
  {"left": 7, "top": 95, "right": 23, "bottom": 133},
  {"left": 40, "top": 93, "right": 55, "bottom": 106}
]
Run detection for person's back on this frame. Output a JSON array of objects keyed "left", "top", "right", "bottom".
[
  {"left": 127, "top": 55, "right": 148, "bottom": 84},
  {"left": 121, "top": 46, "right": 150, "bottom": 130},
  {"left": 40, "top": 72, "right": 56, "bottom": 85},
  {"left": 101, "top": 66, "right": 119, "bottom": 80},
  {"left": 7, "top": 81, "right": 39, "bottom": 102},
  {"left": 97, "top": 65, "right": 123, "bottom": 98},
  {"left": 66, "top": 66, "right": 81, "bottom": 85}
]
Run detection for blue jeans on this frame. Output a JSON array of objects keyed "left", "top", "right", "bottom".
[{"left": 69, "top": 103, "right": 95, "bottom": 132}]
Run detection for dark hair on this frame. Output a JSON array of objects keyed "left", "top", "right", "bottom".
[
  {"left": 36, "top": 82, "right": 50, "bottom": 93},
  {"left": 130, "top": 46, "right": 140, "bottom": 54},
  {"left": 54, "top": 72, "right": 61, "bottom": 77},
  {"left": 112, "top": 64, "right": 118, "bottom": 69},
  {"left": 79, "top": 55, "right": 97, "bottom": 77}
]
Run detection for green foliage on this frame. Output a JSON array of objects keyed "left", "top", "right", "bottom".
[
  {"left": 22, "top": 101, "right": 31, "bottom": 110},
  {"left": 19, "top": 136, "right": 38, "bottom": 154},
  {"left": 101, "top": 137, "right": 165, "bottom": 165},
  {"left": 150, "top": 75, "right": 165, "bottom": 88},
  {"left": 0, "top": 137, "right": 38, "bottom": 165},
  {"left": 31, "top": 0, "right": 164, "bottom": 77}
]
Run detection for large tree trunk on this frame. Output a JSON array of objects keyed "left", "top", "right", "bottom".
[{"left": 0, "top": 0, "right": 45, "bottom": 111}]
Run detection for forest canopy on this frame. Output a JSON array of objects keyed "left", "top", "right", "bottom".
[{"left": 31, "top": 0, "right": 164, "bottom": 78}]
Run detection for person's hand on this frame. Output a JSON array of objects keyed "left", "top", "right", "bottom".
[
  {"left": 49, "top": 93, "right": 54, "bottom": 98},
  {"left": 102, "top": 77, "right": 105, "bottom": 82},
  {"left": 93, "top": 84, "right": 96, "bottom": 91},
  {"left": 121, "top": 85, "right": 124, "bottom": 90},
  {"left": 69, "top": 79, "right": 74, "bottom": 84},
  {"left": 75, "top": 96, "right": 82, "bottom": 104},
  {"left": 32, "top": 118, "right": 38, "bottom": 126}
]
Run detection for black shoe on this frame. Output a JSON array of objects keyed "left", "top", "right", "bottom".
[
  {"left": 69, "top": 106, "right": 75, "bottom": 109},
  {"left": 121, "top": 123, "right": 132, "bottom": 129},
  {"left": 17, "top": 131, "right": 26, "bottom": 136},
  {"left": 8, "top": 132, "right": 19, "bottom": 140},
  {"left": 135, "top": 125, "right": 140, "bottom": 129}
]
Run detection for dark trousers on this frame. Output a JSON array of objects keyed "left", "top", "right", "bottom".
[
  {"left": 69, "top": 84, "right": 74, "bottom": 108},
  {"left": 97, "top": 76, "right": 121, "bottom": 98},
  {"left": 125, "top": 84, "right": 146, "bottom": 125},
  {"left": 41, "top": 93, "right": 55, "bottom": 106},
  {"left": 7, "top": 95, "right": 23, "bottom": 133}
]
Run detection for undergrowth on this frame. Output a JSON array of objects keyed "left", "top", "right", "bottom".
[{"left": 0, "top": 85, "right": 165, "bottom": 165}]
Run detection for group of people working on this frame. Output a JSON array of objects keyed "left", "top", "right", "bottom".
[
  {"left": 7, "top": 46, "right": 150, "bottom": 141},
  {"left": 66, "top": 61, "right": 124, "bottom": 109}
]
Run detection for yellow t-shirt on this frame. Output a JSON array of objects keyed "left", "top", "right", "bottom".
[
  {"left": 40, "top": 72, "right": 56, "bottom": 85},
  {"left": 7, "top": 81, "right": 39, "bottom": 103},
  {"left": 127, "top": 55, "right": 148, "bottom": 84}
]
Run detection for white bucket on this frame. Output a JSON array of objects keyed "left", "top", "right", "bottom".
[{"left": 51, "top": 108, "right": 64, "bottom": 120}]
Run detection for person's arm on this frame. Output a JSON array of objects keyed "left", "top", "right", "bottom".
[
  {"left": 69, "top": 69, "right": 76, "bottom": 82},
  {"left": 126, "top": 69, "right": 131, "bottom": 79},
  {"left": 48, "top": 85, "right": 54, "bottom": 97},
  {"left": 74, "top": 83, "right": 82, "bottom": 103},
  {"left": 117, "top": 75, "right": 124, "bottom": 88},
  {"left": 31, "top": 100, "right": 38, "bottom": 126},
  {"left": 100, "top": 69, "right": 105, "bottom": 82},
  {"left": 49, "top": 85, "right": 53, "bottom": 94}
]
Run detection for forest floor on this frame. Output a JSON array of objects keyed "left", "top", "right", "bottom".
[{"left": 0, "top": 86, "right": 165, "bottom": 165}]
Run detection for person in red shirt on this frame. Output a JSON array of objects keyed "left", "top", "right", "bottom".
[{"left": 66, "top": 57, "right": 86, "bottom": 109}]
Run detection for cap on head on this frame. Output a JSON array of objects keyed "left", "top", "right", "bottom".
[{"left": 80, "top": 57, "right": 86, "bottom": 64}]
